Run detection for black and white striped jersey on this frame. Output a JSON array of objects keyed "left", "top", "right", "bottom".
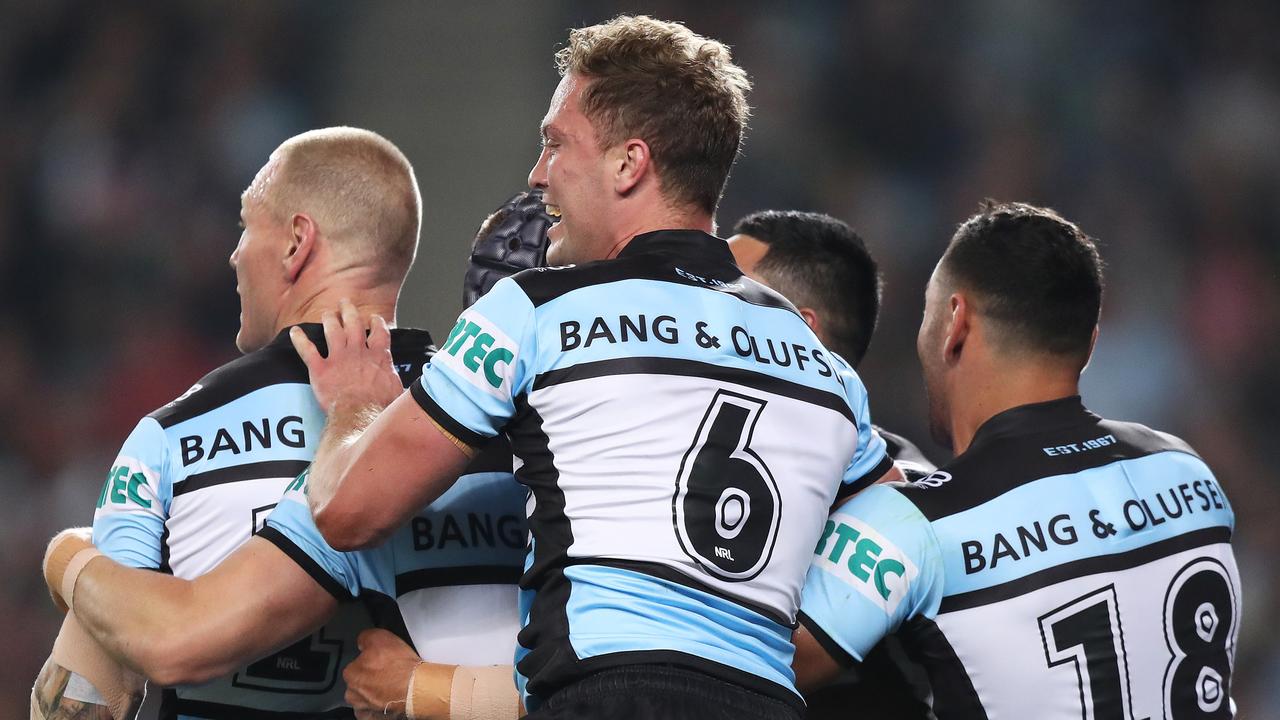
[
  {"left": 412, "top": 230, "right": 892, "bottom": 711},
  {"left": 800, "top": 397, "right": 1239, "bottom": 719}
]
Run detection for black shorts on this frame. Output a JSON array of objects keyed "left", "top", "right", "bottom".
[{"left": 523, "top": 664, "right": 803, "bottom": 720}]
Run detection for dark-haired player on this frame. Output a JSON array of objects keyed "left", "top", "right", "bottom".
[
  {"left": 793, "top": 202, "right": 1240, "bottom": 718},
  {"left": 728, "top": 210, "right": 934, "bottom": 476},
  {"left": 727, "top": 210, "right": 934, "bottom": 718}
]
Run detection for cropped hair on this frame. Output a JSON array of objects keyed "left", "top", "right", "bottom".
[
  {"left": 271, "top": 127, "right": 421, "bottom": 284},
  {"left": 733, "top": 211, "right": 881, "bottom": 366},
  {"left": 942, "top": 201, "right": 1104, "bottom": 362},
  {"left": 556, "top": 15, "right": 751, "bottom": 214}
]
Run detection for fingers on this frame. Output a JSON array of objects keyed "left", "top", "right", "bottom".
[
  {"left": 341, "top": 298, "right": 364, "bottom": 350},
  {"left": 369, "top": 315, "right": 392, "bottom": 355},
  {"left": 321, "top": 310, "right": 344, "bottom": 353},
  {"left": 290, "top": 327, "right": 323, "bottom": 368}
]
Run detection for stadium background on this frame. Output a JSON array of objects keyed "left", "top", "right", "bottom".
[{"left": 2, "top": 0, "right": 1277, "bottom": 714}]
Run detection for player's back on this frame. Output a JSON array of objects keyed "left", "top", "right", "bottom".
[
  {"left": 801, "top": 397, "right": 1239, "bottom": 719},
  {"left": 93, "top": 324, "right": 435, "bottom": 719},
  {"left": 418, "top": 230, "right": 892, "bottom": 710}
]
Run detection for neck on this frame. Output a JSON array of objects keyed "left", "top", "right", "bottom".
[
  {"left": 948, "top": 361, "right": 1081, "bottom": 455},
  {"left": 276, "top": 268, "right": 400, "bottom": 334},
  {"left": 605, "top": 205, "right": 714, "bottom": 259}
]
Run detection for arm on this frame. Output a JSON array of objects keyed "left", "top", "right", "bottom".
[
  {"left": 292, "top": 302, "right": 473, "bottom": 551},
  {"left": 70, "top": 536, "right": 337, "bottom": 687},
  {"left": 31, "top": 657, "right": 119, "bottom": 720},
  {"left": 791, "top": 485, "right": 943, "bottom": 694},
  {"left": 791, "top": 624, "right": 844, "bottom": 694},
  {"left": 343, "top": 630, "right": 520, "bottom": 720}
]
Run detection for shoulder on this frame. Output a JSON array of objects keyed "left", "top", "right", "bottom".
[
  {"left": 147, "top": 342, "right": 306, "bottom": 429},
  {"left": 1095, "top": 417, "right": 1201, "bottom": 460},
  {"left": 830, "top": 484, "right": 938, "bottom": 550},
  {"left": 508, "top": 259, "right": 647, "bottom": 307},
  {"left": 897, "top": 416, "right": 1206, "bottom": 522}
]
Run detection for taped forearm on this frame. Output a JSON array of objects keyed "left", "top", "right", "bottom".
[
  {"left": 35, "top": 616, "right": 144, "bottom": 720},
  {"left": 404, "top": 664, "right": 520, "bottom": 720}
]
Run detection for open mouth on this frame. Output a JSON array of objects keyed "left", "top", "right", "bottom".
[{"left": 545, "top": 203, "right": 562, "bottom": 218}]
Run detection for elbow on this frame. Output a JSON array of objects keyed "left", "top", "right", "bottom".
[{"left": 139, "top": 636, "right": 228, "bottom": 687}]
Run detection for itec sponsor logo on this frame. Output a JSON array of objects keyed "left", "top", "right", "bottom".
[
  {"left": 96, "top": 458, "right": 156, "bottom": 510},
  {"left": 813, "top": 513, "right": 917, "bottom": 613},
  {"left": 439, "top": 311, "right": 517, "bottom": 396}
]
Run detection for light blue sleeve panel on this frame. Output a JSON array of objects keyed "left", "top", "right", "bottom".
[
  {"left": 832, "top": 355, "right": 891, "bottom": 491},
  {"left": 92, "top": 417, "right": 173, "bottom": 569},
  {"left": 261, "top": 470, "right": 391, "bottom": 599},
  {"left": 799, "top": 485, "right": 944, "bottom": 664},
  {"left": 415, "top": 277, "right": 538, "bottom": 441}
]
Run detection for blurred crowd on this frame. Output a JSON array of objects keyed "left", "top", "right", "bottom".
[{"left": 2, "top": 0, "right": 1276, "bottom": 713}]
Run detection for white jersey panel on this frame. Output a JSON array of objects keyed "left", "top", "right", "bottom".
[
  {"left": 533, "top": 371, "right": 858, "bottom": 618},
  {"left": 934, "top": 542, "right": 1240, "bottom": 719},
  {"left": 399, "top": 585, "right": 521, "bottom": 665},
  {"left": 166, "top": 476, "right": 296, "bottom": 577}
]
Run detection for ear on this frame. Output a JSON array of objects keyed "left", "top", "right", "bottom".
[
  {"left": 1081, "top": 324, "right": 1100, "bottom": 371},
  {"left": 797, "top": 307, "right": 822, "bottom": 336},
  {"left": 284, "top": 213, "right": 317, "bottom": 283},
  {"left": 612, "top": 138, "right": 652, "bottom": 195},
  {"left": 942, "top": 292, "right": 971, "bottom": 365}
]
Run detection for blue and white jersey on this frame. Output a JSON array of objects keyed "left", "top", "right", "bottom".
[
  {"left": 800, "top": 396, "right": 1240, "bottom": 719},
  {"left": 410, "top": 230, "right": 892, "bottom": 710},
  {"left": 92, "top": 325, "right": 434, "bottom": 720},
  {"left": 260, "top": 439, "right": 526, "bottom": 665}
]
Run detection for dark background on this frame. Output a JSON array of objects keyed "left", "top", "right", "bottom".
[{"left": 2, "top": 1, "right": 1277, "bottom": 714}]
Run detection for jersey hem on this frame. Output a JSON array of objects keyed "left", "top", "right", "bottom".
[
  {"left": 533, "top": 649, "right": 806, "bottom": 713},
  {"left": 256, "top": 526, "right": 354, "bottom": 602},
  {"left": 410, "top": 382, "right": 488, "bottom": 448},
  {"left": 836, "top": 452, "right": 895, "bottom": 503},
  {"left": 797, "top": 610, "right": 858, "bottom": 669}
]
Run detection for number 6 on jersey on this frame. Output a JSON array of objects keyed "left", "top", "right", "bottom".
[{"left": 674, "top": 390, "right": 781, "bottom": 581}]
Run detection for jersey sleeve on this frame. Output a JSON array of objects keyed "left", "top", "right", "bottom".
[
  {"left": 833, "top": 357, "right": 892, "bottom": 497},
  {"left": 259, "top": 469, "right": 393, "bottom": 601},
  {"left": 798, "top": 485, "right": 944, "bottom": 667},
  {"left": 92, "top": 417, "right": 172, "bottom": 569},
  {"left": 411, "top": 277, "right": 538, "bottom": 446}
]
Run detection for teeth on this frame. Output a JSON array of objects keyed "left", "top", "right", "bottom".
[{"left": 546, "top": 204, "right": 561, "bottom": 218}]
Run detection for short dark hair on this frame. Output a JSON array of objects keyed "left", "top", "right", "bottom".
[
  {"left": 732, "top": 210, "right": 882, "bottom": 366},
  {"left": 942, "top": 201, "right": 1104, "bottom": 362}
]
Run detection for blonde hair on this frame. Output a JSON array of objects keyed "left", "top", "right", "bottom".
[
  {"left": 270, "top": 127, "right": 421, "bottom": 284},
  {"left": 556, "top": 15, "right": 751, "bottom": 213}
]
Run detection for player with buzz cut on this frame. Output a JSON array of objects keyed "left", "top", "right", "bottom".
[
  {"left": 33, "top": 128, "right": 530, "bottom": 720},
  {"left": 791, "top": 201, "right": 1240, "bottom": 718},
  {"left": 289, "top": 14, "right": 897, "bottom": 720}
]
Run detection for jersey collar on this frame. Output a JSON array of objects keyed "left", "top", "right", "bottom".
[
  {"left": 617, "top": 229, "right": 734, "bottom": 264},
  {"left": 968, "top": 395, "right": 1098, "bottom": 450},
  {"left": 268, "top": 323, "right": 436, "bottom": 354}
]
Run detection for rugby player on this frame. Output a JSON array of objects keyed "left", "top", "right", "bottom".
[
  {"left": 35, "top": 128, "right": 526, "bottom": 720},
  {"left": 727, "top": 210, "right": 934, "bottom": 719},
  {"left": 292, "top": 15, "right": 897, "bottom": 720},
  {"left": 727, "top": 210, "right": 935, "bottom": 477},
  {"left": 792, "top": 202, "right": 1240, "bottom": 717}
]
